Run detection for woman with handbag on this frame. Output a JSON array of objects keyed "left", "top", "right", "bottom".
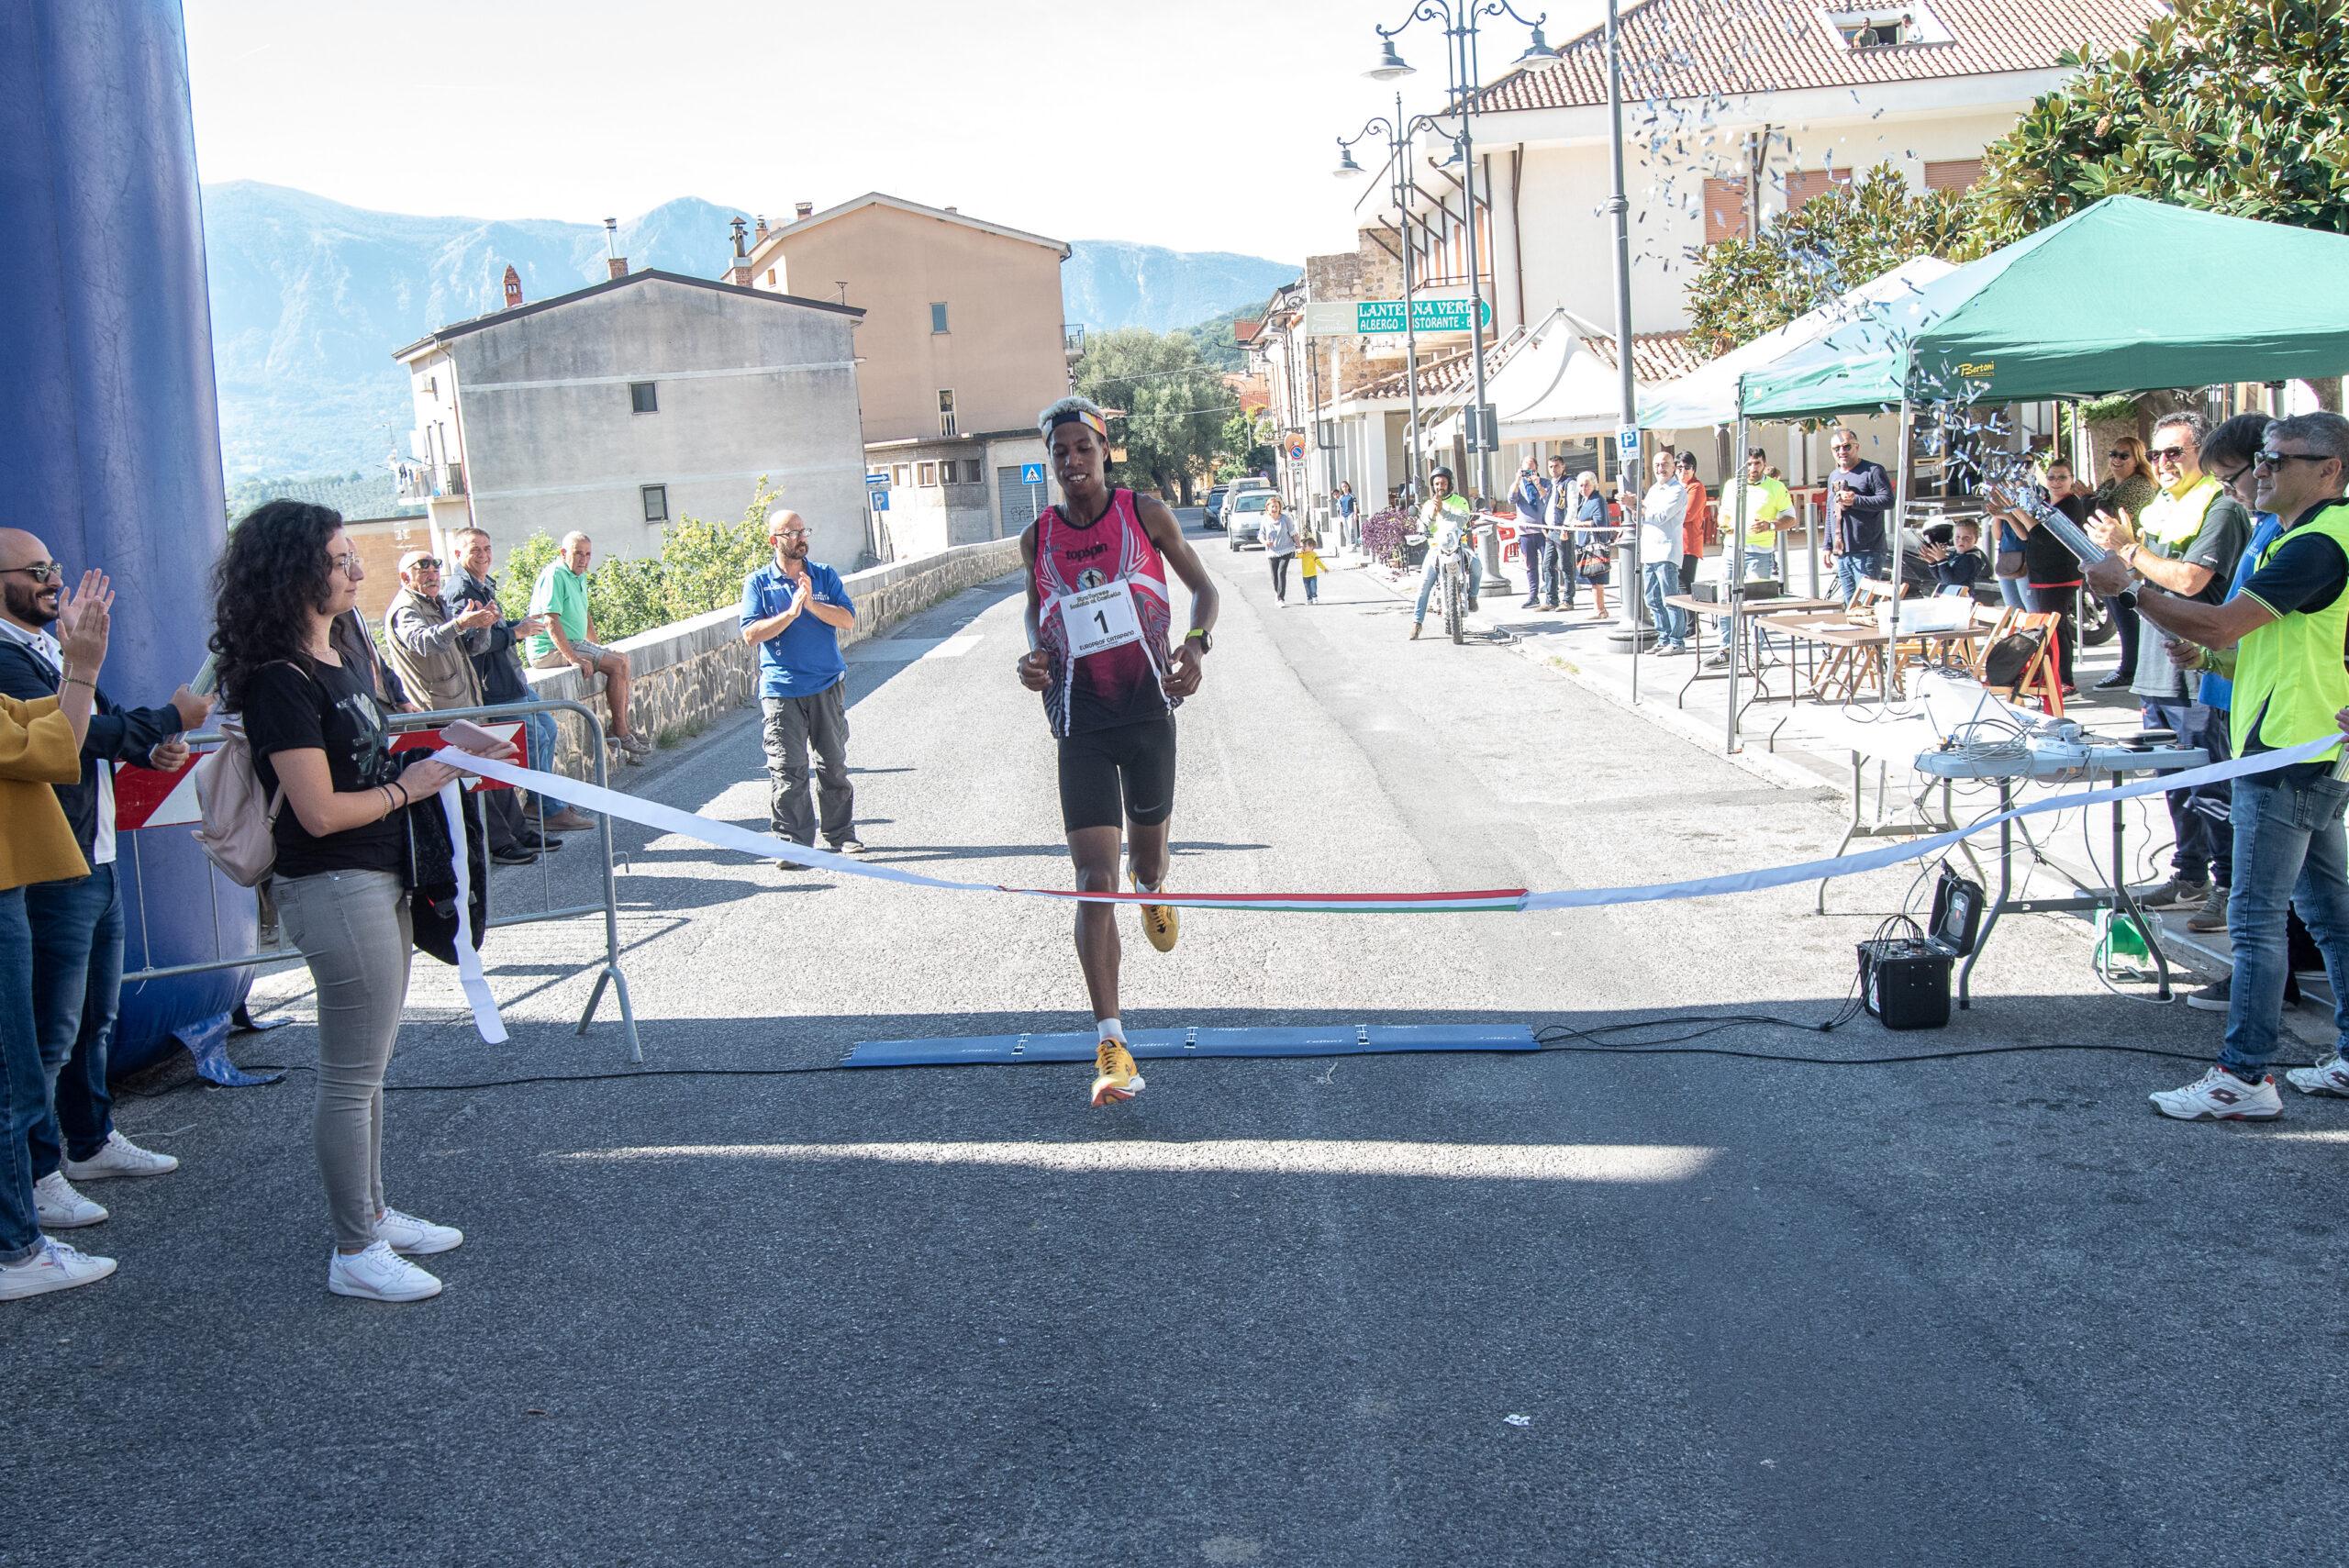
[
  {"left": 2088, "top": 434, "right": 2156, "bottom": 688},
  {"left": 209, "top": 501, "right": 476, "bottom": 1303}
]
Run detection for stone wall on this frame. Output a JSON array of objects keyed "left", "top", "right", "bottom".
[{"left": 521, "top": 534, "right": 1025, "bottom": 775}]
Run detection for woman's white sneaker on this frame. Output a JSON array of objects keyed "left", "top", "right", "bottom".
[
  {"left": 32, "top": 1172, "right": 107, "bottom": 1228},
  {"left": 0, "top": 1237, "right": 117, "bottom": 1301},
  {"left": 328, "top": 1240, "right": 443, "bottom": 1302},
  {"left": 62, "top": 1129, "right": 179, "bottom": 1179},
  {"left": 374, "top": 1207, "right": 462, "bottom": 1256}
]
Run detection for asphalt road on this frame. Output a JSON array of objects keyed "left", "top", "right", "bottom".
[{"left": 6, "top": 519, "right": 2344, "bottom": 1567}]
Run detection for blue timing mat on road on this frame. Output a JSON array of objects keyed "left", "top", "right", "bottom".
[{"left": 842, "top": 1023, "right": 1539, "bottom": 1068}]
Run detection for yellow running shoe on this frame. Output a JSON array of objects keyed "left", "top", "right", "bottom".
[
  {"left": 1133, "top": 873, "right": 1179, "bottom": 952},
  {"left": 1090, "top": 1039, "right": 1145, "bottom": 1106}
]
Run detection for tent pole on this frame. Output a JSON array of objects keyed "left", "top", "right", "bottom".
[
  {"left": 1727, "top": 404, "right": 1748, "bottom": 752},
  {"left": 1887, "top": 397, "right": 1914, "bottom": 705}
]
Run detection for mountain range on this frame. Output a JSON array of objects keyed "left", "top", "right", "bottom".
[{"left": 199, "top": 182, "right": 1297, "bottom": 483}]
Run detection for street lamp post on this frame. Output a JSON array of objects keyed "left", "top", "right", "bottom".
[
  {"left": 1368, "top": 0, "right": 1548, "bottom": 514},
  {"left": 1335, "top": 94, "right": 1453, "bottom": 504}
]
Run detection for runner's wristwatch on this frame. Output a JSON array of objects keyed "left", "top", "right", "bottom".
[{"left": 1186, "top": 628, "right": 1213, "bottom": 655}]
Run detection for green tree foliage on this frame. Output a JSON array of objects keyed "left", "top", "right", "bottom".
[
  {"left": 1216, "top": 409, "right": 1275, "bottom": 482},
  {"left": 1182, "top": 305, "right": 1254, "bottom": 373},
  {"left": 1684, "top": 164, "right": 1989, "bottom": 357},
  {"left": 1073, "top": 328, "right": 1237, "bottom": 503},
  {"left": 1976, "top": 0, "right": 2349, "bottom": 241},
  {"left": 495, "top": 479, "right": 782, "bottom": 643}
]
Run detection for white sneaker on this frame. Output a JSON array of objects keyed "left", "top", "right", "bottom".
[
  {"left": 2285, "top": 1053, "right": 2349, "bottom": 1097},
  {"left": 2150, "top": 1066, "right": 2283, "bottom": 1121},
  {"left": 32, "top": 1172, "right": 107, "bottom": 1229},
  {"left": 328, "top": 1240, "right": 443, "bottom": 1302},
  {"left": 61, "top": 1129, "right": 179, "bottom": 1180},
  {"left": 0, "top": 1236, "right": 117, "bottom": 1301},
  {"left": 374, "top": 1206, "right": 463, "bottom": 1256}
]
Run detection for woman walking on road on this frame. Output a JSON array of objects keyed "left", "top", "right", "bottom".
[
  {"left": 1262, "top": 495, "right": 1298, "bottom": 606},
  {"left": 210, "top": 501, "right": 490, "bottom": 1305}
]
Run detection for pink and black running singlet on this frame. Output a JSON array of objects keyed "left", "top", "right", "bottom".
[{"left": 1032, "top": 488, "right": 1177, "bottom": 739}]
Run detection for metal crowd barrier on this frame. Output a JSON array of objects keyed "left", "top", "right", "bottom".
[{"left": 118, "top": 696, "right": 641, "bottom": 1062}]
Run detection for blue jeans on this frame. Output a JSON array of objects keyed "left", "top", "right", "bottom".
[
  {"left": 1833, "top": 549, "right": 1885, "bottom": 602},
  {"left": 24, "top": 866, "right": 122, "bottom": 1180},
  {"left": 1642, "top": 562, "right": 1686, "bottom": 644},
  {"left": 1996, "top": 574, "right": 2028, "bottom": 610},
  {"left": 1742, "top": 549, "right": 1777, "bottom": 580},
  {"left": 0, "top": 888, "right": 43, "bottom": 1263},
  {"left": 2142, "top": 699, "right": 2214, "bottom": 884},
  {"left": 524, "top": 710, "right": 557, "bottom": 772},
  {"left": 2223, "top": 764, "right": 2349, "bottom": 1074},
  {"left": 1520, "top": 534, "right": 1560, "bottom": 603},
  {"left": 1414, "top": 548, "right": 1483, "bottom": 622}
]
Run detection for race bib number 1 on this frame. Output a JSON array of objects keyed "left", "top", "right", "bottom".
[{"left": 1060, "top": 581, "right": 1142, "bottom": 659}]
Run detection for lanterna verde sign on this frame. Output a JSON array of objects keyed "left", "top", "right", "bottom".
[{"left": 1304, "top": 297, "right": 1492, "bottom": 337}]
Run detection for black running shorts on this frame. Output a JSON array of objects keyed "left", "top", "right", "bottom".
[{"left": 1056, "top": 717, "right": 1178, "bottom": 834}]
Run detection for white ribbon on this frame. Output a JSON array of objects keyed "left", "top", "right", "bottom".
[
  {"left": 438, "top": 781, "right": 507, "bottom": 1044},
  {"left": 432, "top": 733, "right": 2344, "bottom": 919}
]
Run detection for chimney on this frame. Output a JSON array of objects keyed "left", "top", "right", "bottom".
[
  {"left": 753, "top": 214, "right": 769, "bottom": 242},
  {"left": 725, "top": 216, "right": 752, "bottom": 285},
  {"left": 793, "top": 200, "right": 814, "bottom": 221},
  {"left": 603, "top": 217, "right": 627, "bottom": 279}
]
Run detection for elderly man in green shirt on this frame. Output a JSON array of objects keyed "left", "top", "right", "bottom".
[{"left": 525, "top": 531, "right": 650, "bottom": 764}]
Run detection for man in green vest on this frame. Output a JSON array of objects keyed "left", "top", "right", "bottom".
[
  {"left": 2088, "top": 412, "right": 2349, "bottom": 1118},
  {"left": 1721, "top": 447, "right": 1794, "bottom": 583}
]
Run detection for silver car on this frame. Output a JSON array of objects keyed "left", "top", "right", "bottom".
[{"left": 1224, "top": 489, "right": 1275, "bottom": 550}]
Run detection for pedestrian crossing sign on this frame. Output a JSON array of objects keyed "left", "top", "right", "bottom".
[{"left": 1021, "top": 462, "right": 1046, "bottom": 485}]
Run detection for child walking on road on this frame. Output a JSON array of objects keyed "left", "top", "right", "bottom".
[{"left": 1297, "top": 531, "right": 1324, "bottom": 603}]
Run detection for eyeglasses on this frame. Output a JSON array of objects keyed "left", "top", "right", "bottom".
[
  {"left": 408, "top": 559, "right": 441, "bottom": 571},
  {"left": 0, "top": 562, "right": 63, "bottom": 584},
  {"left": 2254, "top": 450, "right": 2337, "bottom": 470},
  {"left": 330, "top": 551, "right": 363, "bottom": 576},
  {"left": 2150, "top": 445, "right": 2193, "bottom": 462},
  {"left": 2216, "top": 462, "right": 2254, "bottom": 488},
  {"left": 2106, "top": 450, "right": 2134, "bottom": 461},
  {"left": 773, "top": 530, "right": 808, "bottom": 539}
]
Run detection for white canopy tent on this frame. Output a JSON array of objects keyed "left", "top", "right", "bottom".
[{"left": 1491, "top": 307, "right": 1644, "bottom": 441}]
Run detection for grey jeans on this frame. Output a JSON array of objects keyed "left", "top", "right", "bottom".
[
  {"left": 762, "top": 685, "right": 855, "bottom": 846},
  {"left": 275, "top": 868, "right": 412, "bottom": 1250}
]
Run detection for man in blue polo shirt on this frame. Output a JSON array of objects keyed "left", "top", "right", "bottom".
[{"left": 739, "top": 509, "right": 862, "bottom": 864}]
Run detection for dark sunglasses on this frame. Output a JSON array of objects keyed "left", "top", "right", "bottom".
[
  {"left": 2106, "top": 450, "right": 2135, "bottom": 460},
  {"left": 2150, "top": 445, "right": 2193, "bottom": 461},
  {"left": 409, "top": 558, "right": 442, "bottom": 570},
  {"left": 2255, "top": 450, "right": 2336, "bottom": 470},
  {"left": 0, "top": 562, "right": 63, "bottom": 584}
]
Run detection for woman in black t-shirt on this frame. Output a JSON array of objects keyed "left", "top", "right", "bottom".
[
  {"left": 2003, "top": 462, "right": 2090, "bottom": 692},
  {"left": 210, "top": 501, "right": 472, "bottom": 1304}
]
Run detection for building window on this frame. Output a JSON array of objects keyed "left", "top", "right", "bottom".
[
  {"left": 1828, "top": 6, "right": 1947, "bottom": 47},
  {"left": 939, "top": 389, "right": 957, "bottom": 439},
  {"left": 893, "top": 462, "right": 913, "bottom": 487},
  {"left": 765, "top": 268, "right": 777, "bottom": 286},
  {"left": 961, "top": 459, "right": 983, "bottom": 484},
  {"left": 918, "top": 461, "right": 940, "bottom": 487},
  {"left": 629, "top": 382, "right": 658, "bottom": 414},
  {"left": 930, "top": 302, "right": 950, "bottom": 334},
  {"left": 640, "top": 484, "right": 669, "bottom": 523},
  {"left": 1702, "top": 176, "right": 1749, "bottom": 246},
  {"left": 426, "top": 375, "right": 437, "bottom": 398},
  {"left": 1784, "top": 168, "right": 1855, "bottom": 214},
  {"left": 1924, "top": 158, "right": 1984, "bottom": 193}
]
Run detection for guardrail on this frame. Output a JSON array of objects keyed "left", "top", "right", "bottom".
[{"left": 117, "top": 695, "right": 640, "bottom": 1062}]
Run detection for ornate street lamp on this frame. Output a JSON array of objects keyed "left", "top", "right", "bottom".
[{"left": 1336, "top": 95, "right": 1459, "bottom": 502}]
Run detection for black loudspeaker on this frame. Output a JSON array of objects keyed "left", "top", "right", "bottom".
[{"left": 1858, "top": 940, "right": 1953, "bottom": 1029}]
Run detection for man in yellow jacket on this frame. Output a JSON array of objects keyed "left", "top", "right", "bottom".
[{"left": 0, "top": 561, "right": 115, "bottom": 1300}]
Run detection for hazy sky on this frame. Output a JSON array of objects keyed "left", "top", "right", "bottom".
[{"left": 184, "top": 0, "right": 1599, "bottom": 265}]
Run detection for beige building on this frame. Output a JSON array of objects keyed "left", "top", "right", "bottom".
[{"left": 729, "top": 194, "right": 1079, "bottom": 555}]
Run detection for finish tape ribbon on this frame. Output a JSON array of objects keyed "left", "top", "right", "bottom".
[{"left": 431, "top": 732, "right": 2343, "bottom": 919}]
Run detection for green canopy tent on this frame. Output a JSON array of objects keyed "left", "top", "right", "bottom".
[{"left": 1723, "top": 196, "right": 2349, "bottom": 725}]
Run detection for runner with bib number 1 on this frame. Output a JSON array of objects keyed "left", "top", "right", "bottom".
[{"left": 1016, "top": 395, "right": 1220, "bottom": 1106}]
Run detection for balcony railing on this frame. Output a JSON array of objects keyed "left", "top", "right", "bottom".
[
  {"left": 393, "top": 460, "right": 465, "bottom": 502},
  {"left": 1063, "top": 323, "right": 1086, "bottom": 358}
]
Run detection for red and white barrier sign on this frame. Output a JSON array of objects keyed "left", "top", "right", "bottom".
[{"left": 112, "top": 721, "right": 520, "bottom": 831}]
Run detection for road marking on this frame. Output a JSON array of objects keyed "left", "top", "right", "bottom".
[{"left": 558, "top": 1139, "right": 1714, "bottom": 1182}]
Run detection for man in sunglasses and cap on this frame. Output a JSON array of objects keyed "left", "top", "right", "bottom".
[{"left": 385, "top": 549, "right": 550, "bottom": 866}]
